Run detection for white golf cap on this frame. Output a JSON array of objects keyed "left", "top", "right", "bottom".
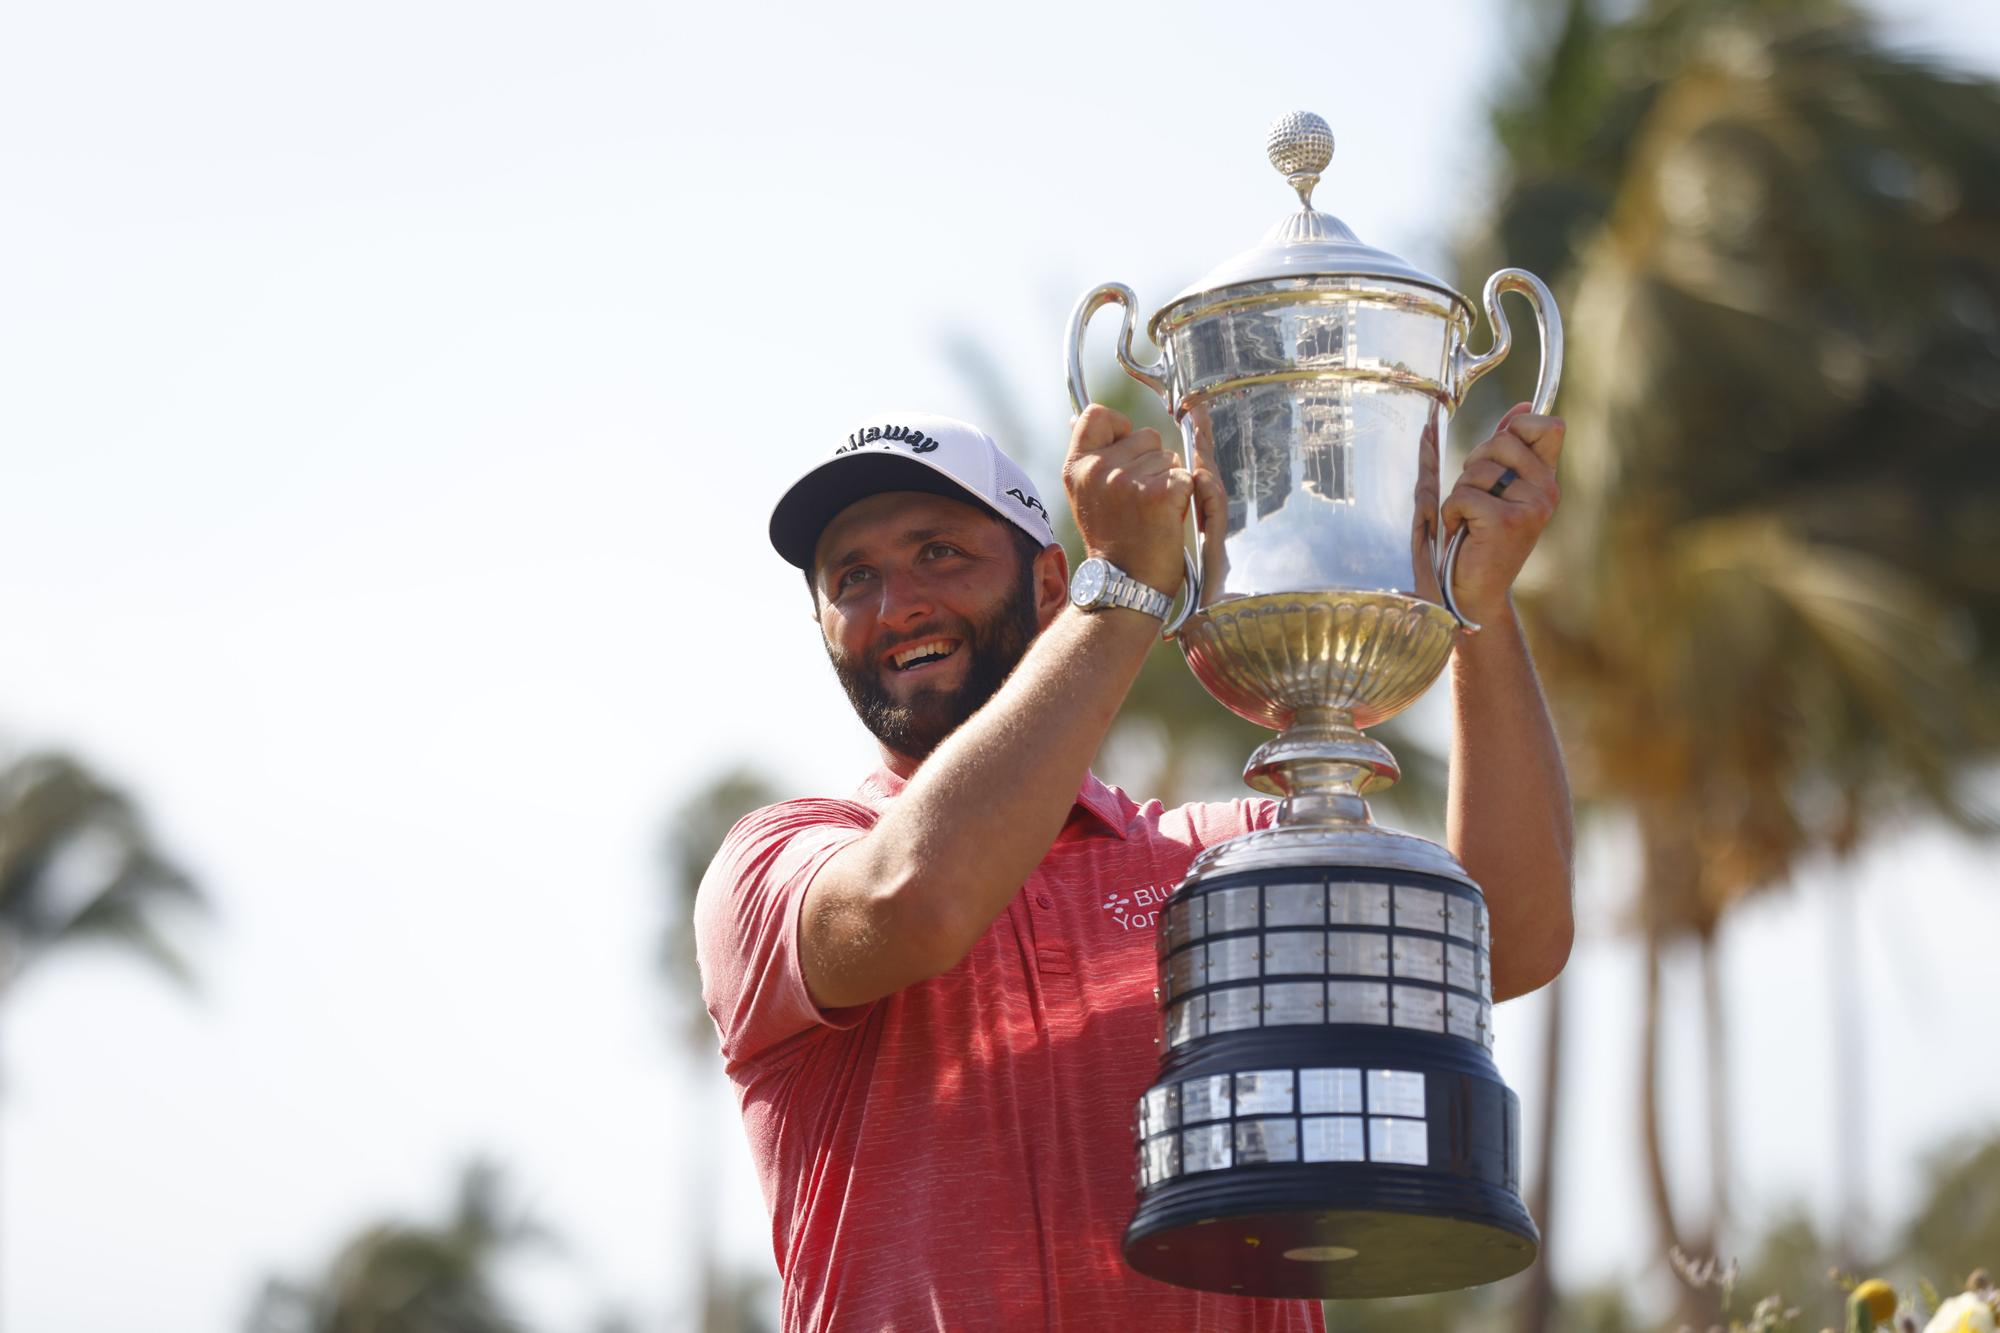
[{"left": 768, "top": 412, "right": 1058, "bottom": 570}]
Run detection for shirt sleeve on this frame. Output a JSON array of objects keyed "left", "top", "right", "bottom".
[
  {"left": 1183, "top": 795, "right": 1279, "bottom": 847},
  {"left": 693, "top": 797, "right": 878, "bottom": 1065}
]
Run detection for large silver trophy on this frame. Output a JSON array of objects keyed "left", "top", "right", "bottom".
[{"left": 1066, "top": 113, "right": 1563, "bottom": 1299}]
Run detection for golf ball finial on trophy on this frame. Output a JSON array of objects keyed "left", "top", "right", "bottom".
[{"left": 1065, "top": 111, "right": 1564, "bottom": 1300}]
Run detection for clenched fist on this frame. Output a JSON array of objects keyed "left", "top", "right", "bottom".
[
  {"left": 1441, "top": 403, "right": 1565, "bottom": 627},
  {"left": 1062, "top": 405, "right": 1221, "bottom": 597}
]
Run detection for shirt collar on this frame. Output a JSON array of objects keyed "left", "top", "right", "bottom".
[{"left": 854, "top": 765, "right": 1130, "bottom": 841}]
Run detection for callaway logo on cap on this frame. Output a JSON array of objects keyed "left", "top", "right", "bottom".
[{"left": 768, "top": 412, "right": 1058, "bottom": 569}]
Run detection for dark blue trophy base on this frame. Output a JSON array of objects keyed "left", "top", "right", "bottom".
[{"left": 1125, "top": 864, "right": 1541, "bottom": 1299}]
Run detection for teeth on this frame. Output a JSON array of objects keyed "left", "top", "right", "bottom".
[{"left": 893, "top": 640, "right": 954, "bottom": 669}]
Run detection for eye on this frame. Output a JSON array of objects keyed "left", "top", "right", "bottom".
[
  {"left": 922, "top": 542, "right": 964, "bottom": 560},
  {"left": 833, "top": 565, "right": 874, "bottom": 595}
]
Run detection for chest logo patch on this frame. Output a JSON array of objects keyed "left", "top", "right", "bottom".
[{"left": 1101, "top": 883, "right": 1176, "bottom": 932}]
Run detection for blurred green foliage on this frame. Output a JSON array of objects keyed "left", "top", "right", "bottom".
[
  {"left": 0, "top": 748, "right": 204, "bottom": 1000},
  {"left": 253, "top": 1129, "right": 2000, "bottom": 1331},
  {"left": 1300, "top": 1127, "right": 2000, "bottom": 1328},
  {"left": 243, "top": 1161, "right": 547, "bottom": 1333},
  {"left": 658, "top": 771, "right": 782, "bottom": 1333},
  {"left": 1478, "top": 0, "right": 2000, "bottom": 935},
  {"left": 659, "top": 767, "right": 781, "bottom": 1053},
  {"left": 1901, "top": 1137, "right": 2000, "bottom": 1296},
  {"left": 1461, "top": 0, "right": 2000, "bottom": 1323}
]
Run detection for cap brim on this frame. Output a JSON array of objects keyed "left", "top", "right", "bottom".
[{"left": 769, "top": 451, "right": 1013, "bottom": 570}]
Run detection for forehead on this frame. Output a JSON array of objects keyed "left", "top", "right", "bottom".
[{"left": 812, "top": 490, "right": 1003, "bottom": 571}]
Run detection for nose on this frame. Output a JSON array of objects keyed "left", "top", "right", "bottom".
[{"left": 875, "top": 567, "right": 933, "bottom": 627}]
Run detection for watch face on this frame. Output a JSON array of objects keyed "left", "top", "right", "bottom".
[{"left": 1072, "top": 558, "right": 1107, "bottom": 606}]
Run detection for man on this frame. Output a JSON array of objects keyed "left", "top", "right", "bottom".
[{"left": 696, "top": 406, "right": 1574, "bottom": 1332}]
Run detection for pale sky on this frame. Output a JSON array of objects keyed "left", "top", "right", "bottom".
[{"left": 4, "top": 2, "right": 1998, "bottom": 1329}]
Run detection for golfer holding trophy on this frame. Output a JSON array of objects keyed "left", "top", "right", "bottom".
[{"left": 699, "top": 111, "right": 1573, "bottom": 1330}]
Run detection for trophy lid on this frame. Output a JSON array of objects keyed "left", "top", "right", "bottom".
[{"left": 1158, "top": 112, "right": 1471, "bottom": 321}]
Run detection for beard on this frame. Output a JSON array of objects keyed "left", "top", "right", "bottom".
[{"left": 827, "top": 575, "right": 1042, "bottom": 763}]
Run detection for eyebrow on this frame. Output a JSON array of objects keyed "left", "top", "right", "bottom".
[{"left": 821, "top": 525, "right": 965, "bottom": 575}]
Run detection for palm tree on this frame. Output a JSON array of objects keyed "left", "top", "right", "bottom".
[
  {"left": 0, "top": 746, "right": 206, "bottom": 1322},
  {"left": 0, "top": 748, "right": 204, "bottom": 1000},
  {"left": 243, "top": 1160, "right": 546, "bottom": 1333},
  {"left": 659, "top": 768, "right": 780, "bottom": 1333},
  {"left": 1464, "top": 1, "right": 2000, "bottom": 1325}
]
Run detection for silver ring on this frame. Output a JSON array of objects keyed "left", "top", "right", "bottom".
[{"left": 1488, "top": 467, "right": 1519, "bottom": 498}]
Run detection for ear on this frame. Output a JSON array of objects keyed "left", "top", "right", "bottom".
[{"left": 1032, "top": 543, "right": 1070, "bottom": 629}]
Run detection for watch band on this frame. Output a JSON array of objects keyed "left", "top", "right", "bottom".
[
  {"left": 1075, "top": 556, "right": 1173, "bottom": 620},
  {"left": 1103, "top": 567, "right": 1172, "bottom": 618}
]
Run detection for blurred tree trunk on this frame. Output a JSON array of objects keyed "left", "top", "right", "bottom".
[
  {"left": 1700, "top": 927, "right": 1730, "bottom": 1251},
  {"left": 1635, "top": 803, "right": 1694, "bottom": 1259},
  {"left": 1514, "top": 974, "right": 1566, "bottom": 1333},
  {"left": 1827, "top": 867, "right": 1863, "bottom": 1269},
  {"left": 1639, "top": 932, "right": 1682, "bottom": 1252},
  {"left": 661, "top": 769, "right": 781, "bottom": 1333}
]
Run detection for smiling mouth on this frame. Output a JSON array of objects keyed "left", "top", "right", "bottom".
[{"left": 889, "top": 639, "right": 960, "bottom": 671}]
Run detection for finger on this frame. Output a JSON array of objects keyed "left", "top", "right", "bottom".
[
  {"left": 1069, "top": 404, "right": 1133, "bottom": 454},
  {"left": 1065, "top": 432, "right": 1172, "bottom": 499},
  {"left": 1462, "top": 460, "right": 1558, "bottom": 522},
  {"left": 1505, "top": 412, "right": 1566, "bottom": 470},
  {"left": 1495, "top": 402, "right": 1533, "bottom": 434},
  {"left": 1462, "top": 458, "right": 1534, "bottom": 502},
  {"left": 1124, "top": 461, "right": 1192, "bottom": 505},
  {"left": 1441, "top": 486, "right": 1466, "bottom": 539},
  {"left": 1444, "top": 479, "right": 1550, "bottom": 544},
  {"left": 1097, "top": 427, "right": 1169, "bottom": 469},
  {"left": 1115, "top": 443, "right": 1182, "bottom": 480},
  {"left": 1441, "top": 484, "right": 1504, "bottom": 540},
  {"left": 1192, "top": 468, "right": 1228, "bottom": 538},
  {"left": 1460, "top": 434, "right": 1556, "bottom": 496}
]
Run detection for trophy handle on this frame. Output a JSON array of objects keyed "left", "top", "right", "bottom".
[
  {"left": 1438, "top": 267, "right": 1565, "bottom": 633},
  {"left": 1065, "top": 282, "right": 1202, "bottom": 639}
]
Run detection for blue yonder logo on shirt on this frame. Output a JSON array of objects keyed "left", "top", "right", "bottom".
[{"left": 1101, "top": 883, "right": 1175, "bottom": 932}]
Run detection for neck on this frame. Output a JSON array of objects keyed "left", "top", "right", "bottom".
[{"left": 880, "top": 745, "right": 923, "bottom": 781}]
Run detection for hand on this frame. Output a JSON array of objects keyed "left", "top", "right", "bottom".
[
  {"left": 1062, "top": 405, "right": 1193, "bottom": 596},
  {"left": 1440, "top": 404, "right": 1565, "bottom": 627}
]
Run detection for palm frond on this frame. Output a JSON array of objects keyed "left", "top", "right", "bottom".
[
  {"left": 0, "top": 750, "right": 204, "bottom": 993},
  {"left": 246, "top": 1161, "right": 545, "bottom": 1333}
]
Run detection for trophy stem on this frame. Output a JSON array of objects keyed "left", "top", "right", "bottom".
[{"left": 1243, "top": 705, "right": 1401, "bottom": 828}]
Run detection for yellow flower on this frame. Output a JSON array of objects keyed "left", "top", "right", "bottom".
[
  {"left": 1925, "top": 1292, "right": 1999, "bottom": 1333},
  {"left": 1853, "top": 1279, "right": 1897, "bottom": 1325}
]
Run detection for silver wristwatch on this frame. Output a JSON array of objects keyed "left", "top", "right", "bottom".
[{"left": 1069, "top": 555, "right": 1173, "bottom": 620}]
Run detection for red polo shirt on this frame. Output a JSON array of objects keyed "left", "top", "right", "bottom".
[{"left": 695, "top": 767, "right": 1324, "bottom": 1333}]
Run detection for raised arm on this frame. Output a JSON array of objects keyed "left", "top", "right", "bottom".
[
  {"left": 1439, "top": 405, "right": 1576, "bottom": 1000},
  {"left": 800, "top": 406, "right": 1224, "bottom": 1009}
]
